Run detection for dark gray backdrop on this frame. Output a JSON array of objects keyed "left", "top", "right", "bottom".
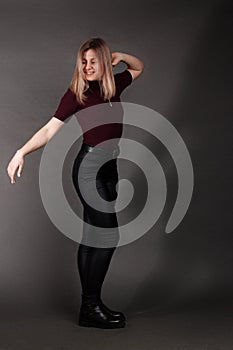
[{"left": 1, "top": 0, "right": 232, "bottom": 317}]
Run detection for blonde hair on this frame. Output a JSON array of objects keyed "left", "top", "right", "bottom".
[{"left": 69, "top": 37, "right": 116, "bottom": 105}]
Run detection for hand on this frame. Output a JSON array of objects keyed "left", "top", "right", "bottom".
[
  {"left": 111, "top": 52, "right": 122, "bottom": 67},
  {"left": 7, "top": 150, "right": 24, "bottom": 184}
]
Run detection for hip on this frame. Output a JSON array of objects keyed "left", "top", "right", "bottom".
[{"left": 72, "top": 143, "right": 119, "bottom": 182}]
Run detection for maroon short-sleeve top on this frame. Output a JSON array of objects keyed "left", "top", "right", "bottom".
[{"left": 53, "top": 69, "right": 133, "bottom": 146}]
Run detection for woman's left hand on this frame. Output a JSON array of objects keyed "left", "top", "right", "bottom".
[{"left": 111, "top": 52, "right": 122, "bottom": 67}]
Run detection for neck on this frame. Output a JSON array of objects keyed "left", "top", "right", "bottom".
[{"left": 88, "top": 79, "right": 101, "bottom": 91}]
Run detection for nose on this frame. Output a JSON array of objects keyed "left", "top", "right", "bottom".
[{"left": 85, "top": 61, "right": 92, "bottom": 70}]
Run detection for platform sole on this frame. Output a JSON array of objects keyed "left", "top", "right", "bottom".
[{"left": 78, "top": 318, "right": 126, "bottom": 329}]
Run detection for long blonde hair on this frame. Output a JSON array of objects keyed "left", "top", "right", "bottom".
[{"left": 69, "top": 37, "right": 116, "bottom": 105}]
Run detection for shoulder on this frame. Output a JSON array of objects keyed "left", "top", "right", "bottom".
[
  {"left": 114, "top": 69, "right": 133, "bottom": 84},
  {"left": 125, "top": 68, "right": 143, "bottom": 81},
  {"left": 114, "top": 69, "right": 133, "bottom": 95},
  {"left": 53, "top": 87, "right": 80, "bottom": 122}
]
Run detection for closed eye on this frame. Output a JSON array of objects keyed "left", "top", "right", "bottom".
[{"left": 82, "top": 60, "right": 96, "bottom": 64}]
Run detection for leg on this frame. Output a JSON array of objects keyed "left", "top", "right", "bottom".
[
  {"left": 72, "top": 152, "right": 126, "bottom": 328},
  {"left": 78, "top": 185, "right": 125, "bottom": 319}
]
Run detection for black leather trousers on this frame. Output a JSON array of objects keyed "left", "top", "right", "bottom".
[{"left": 72, "top": 143, "right": 120, "bottom": 298}]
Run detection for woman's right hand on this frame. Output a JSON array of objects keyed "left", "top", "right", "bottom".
[{"left": 7, "top": 150, "right": 24, "bottom": 184}]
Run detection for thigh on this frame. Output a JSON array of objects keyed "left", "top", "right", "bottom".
[
  {"left": 72, "top": 151, "right": 119, "bottom": 228},
  {"left": 77, "top": 157, "right": 120, "bottom": 248},
  {"left": 97, "top": 161, "right": 118, "bottom": 201}
]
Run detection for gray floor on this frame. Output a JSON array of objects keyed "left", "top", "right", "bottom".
[{"left": 0, "top": 299, "right": 233, "bottom": 350}]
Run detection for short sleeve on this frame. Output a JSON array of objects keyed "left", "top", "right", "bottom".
[
  {"left": 114, "top": 69, "right": 133, "bottom": 96},
  {"left": 53, "top": 88, "right": 80, "bottom": 122}
]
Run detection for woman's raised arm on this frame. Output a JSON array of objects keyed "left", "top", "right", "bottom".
[{"left": 111, "top": 51, "right": 144, "bottom": 81}]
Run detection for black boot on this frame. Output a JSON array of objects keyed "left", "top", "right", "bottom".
[
  {"left": 78, "top": 295, "right": 126, "bottom": 329},
  {"left": 98, "top": 299, "right": 126, "bottom": 321}
]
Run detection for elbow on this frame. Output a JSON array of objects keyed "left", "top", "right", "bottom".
[
  {"left": 140, "top": 60, "right": 145, "bottom": 72},
  {"left": 137, "top": 61, "right": 145, "bottom": 77},
  {"left": 135, "top": 59, "right": 144, "bottom": 75}
]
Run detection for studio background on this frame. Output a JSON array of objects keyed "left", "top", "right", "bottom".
[{"left": 1, "top": 0, "right": 232, "bottom": 319}]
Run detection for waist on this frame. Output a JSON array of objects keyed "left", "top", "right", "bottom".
[{"left": 80, "top": 143, "right": 120, "bottom": 157}]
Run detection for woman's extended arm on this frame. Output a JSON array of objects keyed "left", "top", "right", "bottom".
[
  {"left": 111, "top": 51, "right": 144, "bottom": 80},
  {"left": 7, "top": 117, "right": 64, "bottom": 184}
]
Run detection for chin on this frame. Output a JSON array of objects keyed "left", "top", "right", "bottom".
[{"left": 85, "top": 73, "right": 100, "bottom": 81}]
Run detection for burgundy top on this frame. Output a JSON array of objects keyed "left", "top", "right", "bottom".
[{"left": 53, "top": 69, "right": 133, "bottom": 147}]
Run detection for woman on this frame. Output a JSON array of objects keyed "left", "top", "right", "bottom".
[{"left": 7, "top": 37, "right": 144, "bottom": 329}]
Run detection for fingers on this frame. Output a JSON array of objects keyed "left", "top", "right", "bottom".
[
  {"left": 6, "top": 164, "right": 14, "bottom": 184},
  {"left": 17, "top": 165, "right": 22, "bottom": 178},
  {"left": 9, "top": 172, "right": 16, "bottom": 184},
  {"left": 7, "top": 152, "right": 24, "bottom": 184},
  {"left": 9, "top": 168, "right": 16, "bottom": 184},
  {"left": 11, "top": 168, "right": 22, "bottom": 184},
  {"left": 7, "top": 164, "right": 22, "bottom": 184}
]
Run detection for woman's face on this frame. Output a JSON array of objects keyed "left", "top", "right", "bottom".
[{"left": 82, "top": 48, "right": 103, "bottom": 81}]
